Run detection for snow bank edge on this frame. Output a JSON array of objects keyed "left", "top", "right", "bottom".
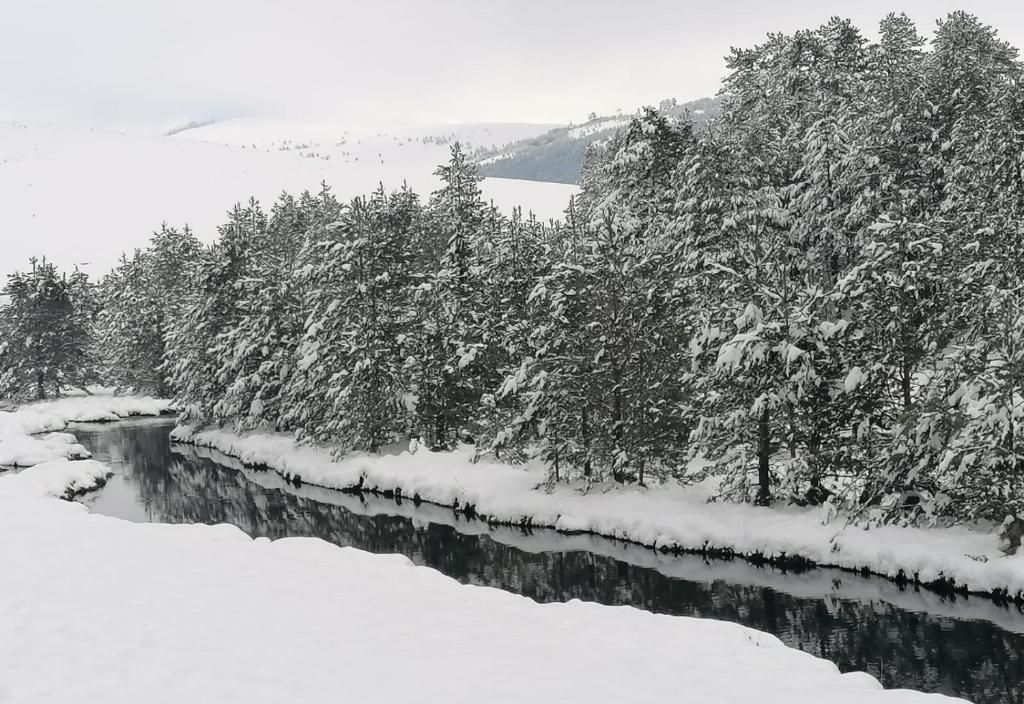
[{"left": 171, "top": 425, "right": 1024, "bottom": 605}]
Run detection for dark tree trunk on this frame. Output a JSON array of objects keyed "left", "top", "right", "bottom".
[
  {"left": 581, "top": 405, "right": 591, "bottom": 477},
  {"left": 612, "top": 386, "right": 624, "bottom": 483},
  {"left": 756, "top": 406, "right": 771, "bottom": 506},
  {"left": 901, "top": 360, "right": 912, "bottom": 411},
  {"left": 433, "top": 413, "right": 446, "bottom": 451}
]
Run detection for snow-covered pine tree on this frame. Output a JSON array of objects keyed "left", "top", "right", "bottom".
[
  {"left": 687, "top": 19, "right": 874, "bottom": 506},
  {"left": 504, "top": 112, "right": 693, "bottom": 484},
  {"left": 472, "top": 205, "right": 554, "bottom": 461},
  {"left": 164, "top": 200, "right": 268, "bottom": 426},
  {"left": 579, "top": 107, "right": 689, "bottom": 237},
  {"left": 688, "top": 30, "right": 816, "bottom": 505},
  {"left": 212, "top": 190, "right": 334, "bottom": 432},
  {"left": 845, "top": 13, "right": 1024, "bottom": 524},
  {"left": 411, "top": 143, "right": 489, "bottom": 449},
  {"left": 287, "top": 186, "right": 420, "bottom": 451},
  {"left": 870, "top": 17, "right": 1024, "bottom": 524},
  {"left": 0, "top": 259, "right": 95, "bottom": 400},
  {"left": 485, "top": 197, "right": 590, "bottom": 472},
  {"left": 95, "top": 224, "right": 202, "bottom": 395}
]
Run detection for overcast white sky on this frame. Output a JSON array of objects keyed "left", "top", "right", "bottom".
[{"left": 2, "top": 1, "right": 1023, "bottom": 130}]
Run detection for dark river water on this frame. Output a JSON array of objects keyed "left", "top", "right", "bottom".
[{"left": 74, "top": 419, "right": 1024, "bottom": 704}]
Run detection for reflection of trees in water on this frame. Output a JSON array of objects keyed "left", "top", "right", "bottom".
[{"left": 80, "top": 424, "right": 1024, "bottom": 704}]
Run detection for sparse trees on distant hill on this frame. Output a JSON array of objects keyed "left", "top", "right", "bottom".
[{"left": 477, "top": 99, "right": 722, "bottom": 185}]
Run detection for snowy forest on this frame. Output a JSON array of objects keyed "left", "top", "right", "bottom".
[{"left": 3, "top": 12, "right": 1023, "bottom": 528}]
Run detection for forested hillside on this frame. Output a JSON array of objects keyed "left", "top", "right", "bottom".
[
  {"left": 476, "top": 97, "right": 721, "bottom": 184},
  {"left": 3, "top": 12, "right": 1022, "bottom": 534}
]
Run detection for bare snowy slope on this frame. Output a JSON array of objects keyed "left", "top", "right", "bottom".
[{"left": 0, "top": 120, "right": 577, "bottom": 281}]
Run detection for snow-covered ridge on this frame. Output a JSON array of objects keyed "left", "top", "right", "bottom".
[
  {"left": 566, "top": 117, "right": 630, "bottom": 139},
  {"left": 0, "top": 438, "right": 965, "bottom": 703},
  {"left": 172, "top": 426, "right": 1024, "bottom": 602},
  {"left": 0, "top": 394, "right": 174, "bottom": 467},
  {"left": 0, "top": 120, "right": 579, "bottom": 282},
  {"left": 174, "top": 118, "right": 563, "bottom": 151}
]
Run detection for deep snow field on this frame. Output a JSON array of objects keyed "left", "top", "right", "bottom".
[
  {"left": 0, "top": 119, "right": 578, "bottom": 281},
  {"left": 0, "top": 397, "right": 965, "bottom": 703}
]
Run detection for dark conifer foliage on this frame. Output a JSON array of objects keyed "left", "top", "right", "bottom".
[
  {"left": 96, "top": 224, "right": 203, "bottom": 396},
  {"left": 0, "top": 259, "right": 96, "bottom": 400}
]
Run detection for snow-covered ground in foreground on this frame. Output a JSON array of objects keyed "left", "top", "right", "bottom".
[
  {"left": 0, "top": 120, "right": 578, "bottom": 281},
  {"left": 0, "top": 458, "right": 962, "bottom": 703},
  {"left": 172, "top": 427, "right": 1024, "bottom": 601},
  {"left": 0, "top": 395, "right": 173, "bottom": 467}
]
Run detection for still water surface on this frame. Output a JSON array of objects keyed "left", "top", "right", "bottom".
[{"left": 75, "top": 418, "right": 1024, "bottom": 704}]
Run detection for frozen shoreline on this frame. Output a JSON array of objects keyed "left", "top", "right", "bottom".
[
  {"left": 169, "top": 441, "right": 1024, "bottom": 636},
  {"left": 0, "top": 438, "right": 963, "bottom": 703},
  {"left": 0, "top": 394, "right": 174, "bottom": 467},
  {"left": 172, "top": 425, "right": 1024, "bottom": 603}
]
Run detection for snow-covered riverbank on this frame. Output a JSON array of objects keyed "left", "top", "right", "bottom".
[
  {"left": 172, "top": 426, "right": 1024, "bottom": 602},
  {"left": 169, "top": 441, "right": 1024, "bottom": 637},
  {"left": 0, "top": 453, "right": 963, "bottom": 703},
  {"left": 0, "top": 394, "right": 174, "bottom": 467}
]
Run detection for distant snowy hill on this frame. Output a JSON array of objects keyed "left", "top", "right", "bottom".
[
  {"left": 175, "top": 118, "right": 563, "bottom": 155},
  {"left": 477, "top": 97, "right": 722, "bottom": 184},
  {"left": 0, "top": 119, "right": 577, "bottom": 281}
]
